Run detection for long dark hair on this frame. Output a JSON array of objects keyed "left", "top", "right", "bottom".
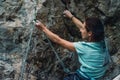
[{"left": 85, "top": 17, "right": 105, "bottom": 42}]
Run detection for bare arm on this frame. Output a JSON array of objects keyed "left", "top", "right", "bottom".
[
  {"left": 63, "top": 10, "right": 84, "bottom": 29},
  {"left": 35, "top": 21, "right": 76, "bottom": 52}
]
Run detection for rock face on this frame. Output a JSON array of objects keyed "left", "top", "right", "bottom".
[
  {"left": 0, "top": 0, "right": 120, "bottom": 80},
  {"left": 0, "top": 61, "right": 15, "bottom": 80}
]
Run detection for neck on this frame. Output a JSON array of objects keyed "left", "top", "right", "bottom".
[{"left": 86, "top": 37, "right": 95, "bottom": 42}]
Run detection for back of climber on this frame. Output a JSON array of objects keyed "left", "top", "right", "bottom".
[{"left": 35, "top": 10, "right": 110, "bottom": 80}]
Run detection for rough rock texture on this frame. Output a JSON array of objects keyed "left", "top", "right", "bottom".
[
  {"left": 0, "top": 61, "right": 15, "bottom": 80},
  {"left": 0, "top": 0, "right": 120, "bottom": 80}
]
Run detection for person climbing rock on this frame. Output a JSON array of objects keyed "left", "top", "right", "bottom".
[{"left": 35, "top": 10, "right": 110, "bottom": 80}]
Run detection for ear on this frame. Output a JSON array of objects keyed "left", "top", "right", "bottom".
[{"left": 88, "top": 31, "right": 92, "bottom": 37}]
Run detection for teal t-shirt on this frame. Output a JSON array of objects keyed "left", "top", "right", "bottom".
[{"left": 73, "top": 41, "right": 109, "bottom": 79}]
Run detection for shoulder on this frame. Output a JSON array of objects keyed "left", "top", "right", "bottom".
[
  {"left": 73, "top": 41, "right": 87, "bottom": 54},
  {"left": 73, "top": 41, "right": 99, "bottom": 47},
  {"left": 73, "top": 41, "right": 87, "bottom": 48},
  {"left": 73, "top": 41, "right": 102, "bottom": 52}
]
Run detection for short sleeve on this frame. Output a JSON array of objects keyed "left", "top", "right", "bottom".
[{"left": 73, "top": 41, "right": 85, "bottom": 54}]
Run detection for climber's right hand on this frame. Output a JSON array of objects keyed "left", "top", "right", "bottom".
[{"left": 63, "top": 10, "right": 73, "bottom": 19}]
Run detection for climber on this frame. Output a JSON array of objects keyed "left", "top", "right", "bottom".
[{"left": 35, "top": 10, "right": 110, "bottom": 80}]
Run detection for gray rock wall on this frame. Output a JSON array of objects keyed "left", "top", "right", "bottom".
[{"left": 0, "top": 0, "right": 120, "bottom": 80}]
